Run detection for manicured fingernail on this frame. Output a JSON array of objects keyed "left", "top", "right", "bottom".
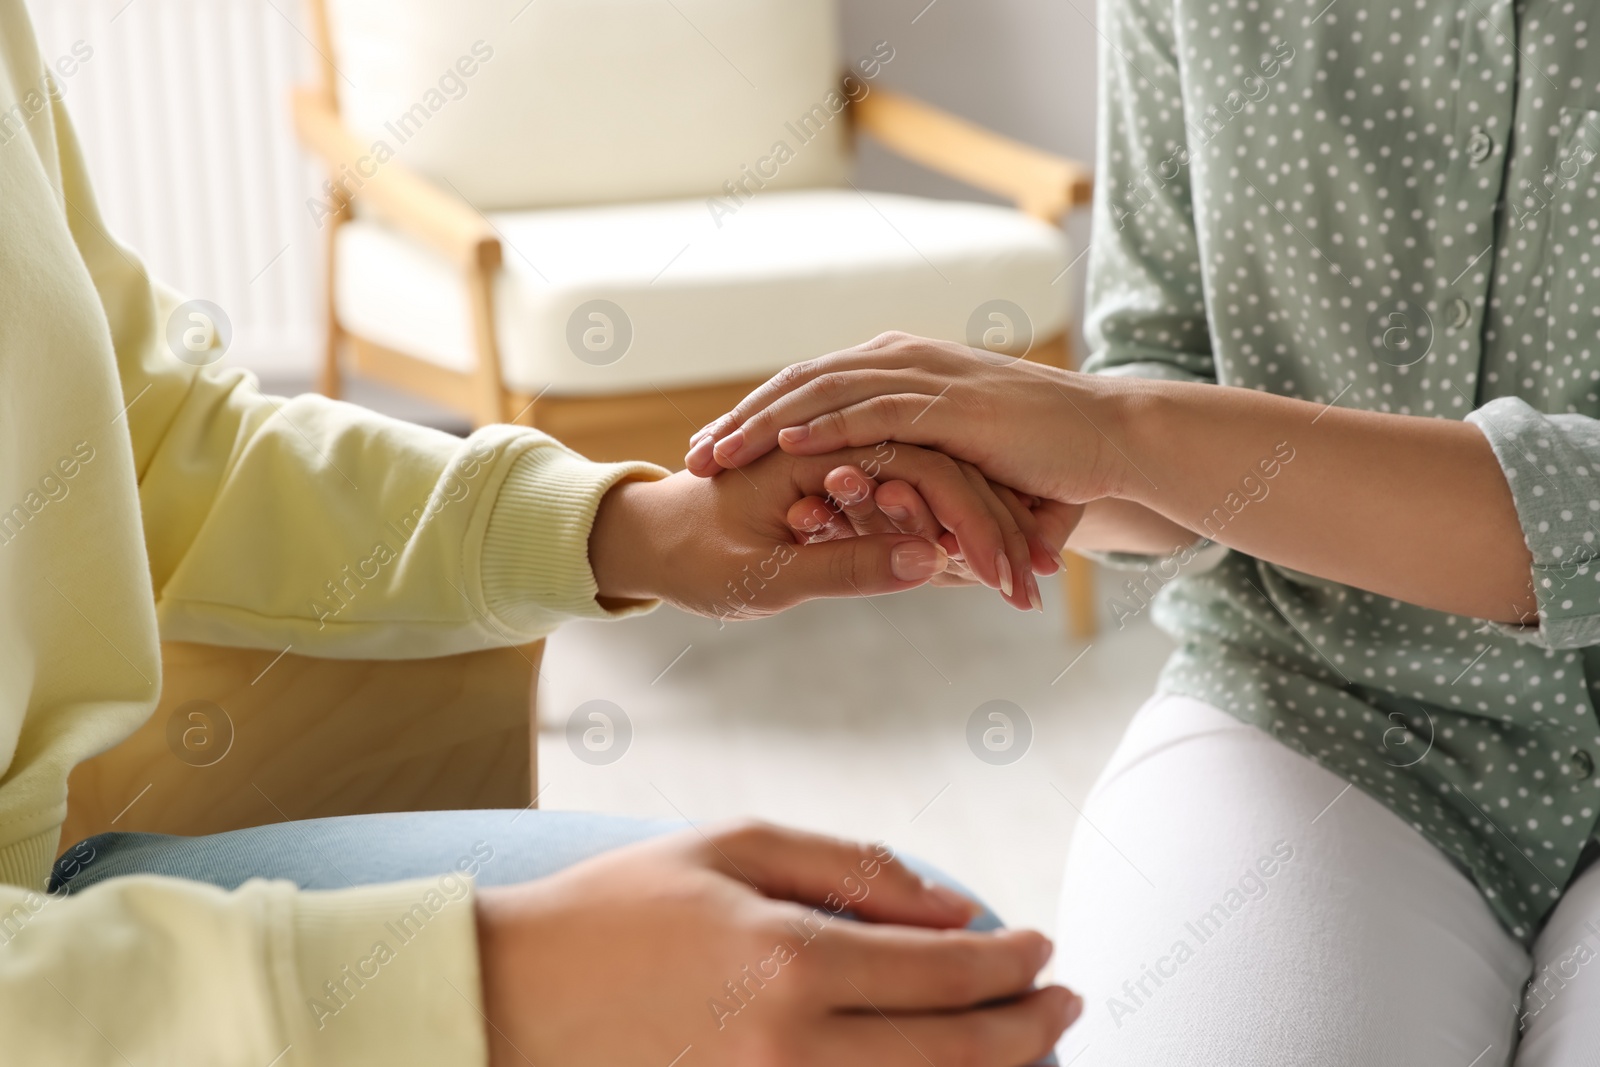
[
  {"left": 779, "top": 424, "right": 810, "bottom": 445},
  {"left": 712, "top": 428, "right": 745, "bottom": 464},
  {"left": 922, "top": 879, "right": 977, "bottom": 917},
  {"left": 880, "top": 503, "right": 911, "bottom": 522},
  {"left": 685, "top": 435, "right": 715, "bottom": 470},
  {"left": 1027, "top": 577, "right": 1043, "bottom": 613},
  {"left": 892, "top": 541, "right": 948, "bottom": 581},
  {"left": 995, "top": 551, "right": 1014, "bottom": 597}
]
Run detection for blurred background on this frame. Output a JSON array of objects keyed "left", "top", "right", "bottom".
[{"left": 28, "top": 0, "right": 1170, "bottom": 935}]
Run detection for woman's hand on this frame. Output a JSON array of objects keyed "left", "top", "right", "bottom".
[
  {"left": 477, "top": 822, "right": 1079, "bottom": 1067},
  {"left": 590, "top": 444, "right": 1049, "bottom": 614},
  {"left": 684, "top": 333, "right": 1130, "bottom": 506},
  {"left": 680, "top": 334, "right": 1542, "bottom": 623},
  {"left": 789, "top": 463, "right": 1084, "bottom": 598}
]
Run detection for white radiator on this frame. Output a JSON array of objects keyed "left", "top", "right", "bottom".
[{"left": 25, "top": 0, "right": 324, "bottom": 377}]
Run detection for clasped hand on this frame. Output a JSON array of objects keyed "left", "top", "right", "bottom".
[
  {"left": 662, "top": 332, "right": 1111, "bottom": 614},
  {"left": 590, "top": 436, "right": 1080, "bottom": 616}
]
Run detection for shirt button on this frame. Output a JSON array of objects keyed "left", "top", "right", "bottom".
[
  {"left": 1573, "top": 750, "right": 1595, "bottom": 780},
  {"left": 1445, "top": 297, "right": 1473, "bottom": 329},
  {"left": 1467, "top": 127, "right": 1495, "bottom": 164}
]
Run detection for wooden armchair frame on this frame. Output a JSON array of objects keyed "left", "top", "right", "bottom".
[
  {"left": 292, "top": 0, "right": 1098, "bottom": 638},
  {"left": 61, "top": 640, "right": 544, "bottom": 847}
]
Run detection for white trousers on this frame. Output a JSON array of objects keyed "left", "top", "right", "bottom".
[{"left": 1054, "top": 695, "right": 1600, "bottom": 1066}]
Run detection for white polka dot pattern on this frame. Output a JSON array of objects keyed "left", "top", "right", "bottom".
[{"left": 1082, "top": 0, "right": 1600, "bottom": 941}]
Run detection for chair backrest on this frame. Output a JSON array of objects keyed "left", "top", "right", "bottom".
[{"left": 321, "top": 0, "right": 851, "bottom": 211}]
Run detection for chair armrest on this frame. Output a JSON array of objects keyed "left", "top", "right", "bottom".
[
  {"left": 60, "top": 640, "right": 543, "bottom": 845},
  {"left": 290, "top": 87, "right": 502, "bottom": 273},
  {"left": 852, "top": 88, "right": 1093, "bottom": 224}
]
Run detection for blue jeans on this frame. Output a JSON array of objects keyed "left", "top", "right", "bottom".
[
  {"left": 52, "top": 810, "right": 1053, "bottom": 1064},
  {"left": 52, "top": 811, "right": 999, "bottom": 930}
]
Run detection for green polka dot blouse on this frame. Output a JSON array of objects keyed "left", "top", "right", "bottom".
[{"left": 1083, "top": 0, "right": 1600, "bottom": 941}]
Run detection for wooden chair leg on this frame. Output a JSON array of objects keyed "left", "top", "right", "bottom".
[
  {"left": 1061, "top": 552, "right": 1098, "bottom": 641},
  {"left": 464, "top": 265, "right": 511, "bottom": 426},
  {"left": 318, "top": 204, "right": 349, "bottom": 399}
]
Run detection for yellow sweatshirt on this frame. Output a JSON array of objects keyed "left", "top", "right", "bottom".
[{"left": 0, "top": 3, "right": 661, "bottom": 1062}]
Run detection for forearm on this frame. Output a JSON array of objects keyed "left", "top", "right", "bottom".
[{"left": 1098, "top": 377, "right": 1534, "bottom": 622}]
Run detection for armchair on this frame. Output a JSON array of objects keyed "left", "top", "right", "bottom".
[{"left": 293, "top": 0, "right": 1098, "bottom": 638}]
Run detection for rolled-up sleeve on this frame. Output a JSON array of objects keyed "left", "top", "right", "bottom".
[
  {"left": 1080, "top": 0, "right": 1217, "bottom": 388},
  {"left": 1467, "top": 396, "right": 1600, "bottom": 648}
]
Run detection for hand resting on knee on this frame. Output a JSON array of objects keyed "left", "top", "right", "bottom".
[{"left": 476, "top": 822, "right": 1079, "bottom": 1067}]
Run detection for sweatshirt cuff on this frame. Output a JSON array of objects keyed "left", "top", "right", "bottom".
[
  {"left": 283, "top": 877, "right": 487, "bottom": 1067},
  {"left": 481, "top": 442, "right": 667, "bottom": 631}
]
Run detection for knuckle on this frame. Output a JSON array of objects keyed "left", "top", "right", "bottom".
[
  {"left": 778, "top": 937, "right": 826, "bottom": 992},
  {"left": 931, "top": 950, "right": 984, "bottom": 1003},
  {"left": 742, "top": 407, "right": 773, "bottom": 435},
  {"left": 921, "top": 450, "right": 960, "bottom": 481},
  {"left": 704, "top": 414, "right": 743, "bottom": 443},
  {"left": 828, "top": 544, "right": 862, "bottom": 590},
  {"left": 818, "top": 409, "right": 851, "bottom": 438},
  {"left": 775, "top": 361, "right": 813, "bottom": 390},
  {"left": 811, "top": 372, "right": 851, "bottom": 402},
  {"left": 867, "top": 394, "right": 907, "bottom": 420},
  {"left": 844, "top": 837, "right": 881, "bottom": 874},
  {"left": 708, "top": 817, "right": 780, "bottom": 850}
]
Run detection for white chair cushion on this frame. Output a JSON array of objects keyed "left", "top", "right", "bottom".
[
  {"left": 333, "top": 190, "right": 1072, "bottom": 396},
  {"left": 325, "top": 0, "right": 850, "bottom": 210}
]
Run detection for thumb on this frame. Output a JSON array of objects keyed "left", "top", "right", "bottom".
[{"left": 771, "top": 533, "right": 948, "bottom": 605}]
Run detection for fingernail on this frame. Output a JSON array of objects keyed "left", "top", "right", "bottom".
[
  {"left": 692, "top": 419, "right": 728, "bottom": 447},
  {"left": 779, "top": 424, "right": 810, "bottom": 445},
  {"left": 995, "top": 551, "right": 1014, "bottom": 598},
  {"left": 922, "top": 879, "right": 977, "bottom": 917},
  {"left": 712, "top": 428, "right": 745, "bottom": 464},
  {"left": 880, "top": 503, "right": 911, "bottom": 522},
  {"left": 1036, "top": 937, "right": 1055, "bottom": 968},
  {"left": 1065, "top": 992, "right": 1084, "bottom": 1027},
  {"left": 1027, "top": 577, "right": 1043, "bottom": 613},
  {"left": 685, "top": 435, "right": 715, "bottom": 470},
  {"left": 892, "top": 541, "right": 948, "bottom": 581}
]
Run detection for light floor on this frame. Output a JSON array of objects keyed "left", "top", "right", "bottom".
[
  {"left": 535, "top": 578, "right": 1173, "bottom": 937},
  {"left": 280, "top": 374, "right": 1176, "bottom": 936}
]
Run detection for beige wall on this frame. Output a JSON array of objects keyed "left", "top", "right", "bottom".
[{"left": 842, "top": 0, "right": 1100, "bottom": 344}]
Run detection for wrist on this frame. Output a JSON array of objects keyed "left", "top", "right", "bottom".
[
  {"left": 1103, "top": 378, "right": 1170, "bottom": 508},
  {"left": 588, "top": 477, "right": 667, "bottom": 602},
  {"left": 1061, "top": 371, "right": 1159, "bottom": 504}
]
